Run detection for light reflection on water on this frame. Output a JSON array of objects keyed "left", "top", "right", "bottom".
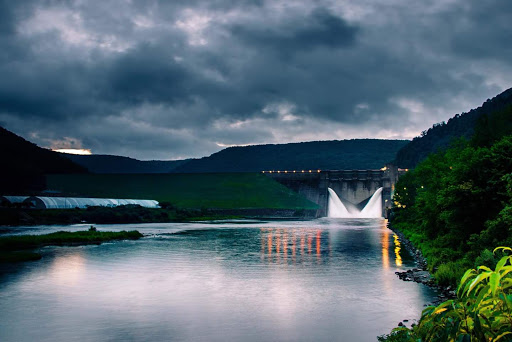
[{"left": 0, "top": 219, "right": 435, "bottom": 342}]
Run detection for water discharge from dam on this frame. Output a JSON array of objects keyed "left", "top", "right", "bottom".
[{"left": 328, "top": 187, "right": 383, "bottom": 218}]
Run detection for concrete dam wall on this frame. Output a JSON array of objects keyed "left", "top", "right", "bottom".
[{"left": 264, "top": 165, "right": 404, "bottom": 217}]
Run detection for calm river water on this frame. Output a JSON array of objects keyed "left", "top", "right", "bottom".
[{"left": 0, "top": 219, "right": 436, "bottom": 341}]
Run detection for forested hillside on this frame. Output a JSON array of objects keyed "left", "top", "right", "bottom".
[
  {"left": 391, "top": 101, "right": 512, "bottom": 286},
  {"left": 173, "top": 139, "right": 409, "bottom": 173},
  {"left": 0, "top": 126, "right": 87, "bottom": 193},
  {"left": 394, "top": 87, "right": 512, "bottom": 168},
  {"left": 64, "top": 154, "right": 190, "bottom": 173}
]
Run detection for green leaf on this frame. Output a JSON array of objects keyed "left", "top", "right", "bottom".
[
  {"left": 458, "top": 269, "right": 476, "bottom": 295},
  {"left": 495, "top": 255, "right": 510, "bottom": 272},
  {"left": 468, "top": 273, "right": 490, "bottom": 296},
  {"left": 499, "top": 265, "right": 512, "bottom": 279},
  {"left": 474, "top": 285, "right": 491, "bottom": 308},
  {"left": 478, "top": 265, "right": 493, "bottom": 272},
  {"left": 456, "top": 334, "right": 471, "bottom": 342},
  {"left": 493, "top": 247, "right": 512, "bottom": 254},
  {"left": 489, "top": 272, "right": 500, "bottom": 296},
  {"left": 493, "top": 331, "right": 512, "bottom": 341}
]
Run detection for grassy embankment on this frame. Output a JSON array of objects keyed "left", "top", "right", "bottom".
[
  {"left": 0, "top": 173, "right": 318, "bottom": 225},
  {"left": 0, "top": 229, "right": 143, "bottom": 262},
  {"left": 46, "top": 173, "right": 318, "bottom": 210}
]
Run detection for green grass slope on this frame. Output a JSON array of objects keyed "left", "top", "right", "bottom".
[{"left": 46, "top": 173, "right": 318, "bottom": 209}]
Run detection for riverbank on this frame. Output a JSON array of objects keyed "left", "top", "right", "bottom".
[
  {"left": 0, "top": 229, "right": 143, "bottom": 263},
  {"left": 0, "top": 206, "right": 318, "bottom": 227},
  {"left": 387, "top": 222, "right": 456, "bottom": 305}
]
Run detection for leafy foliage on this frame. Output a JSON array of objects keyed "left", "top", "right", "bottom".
[
  {"left": 392, "top": 133, "right": 512, "bottom": 285},
  {"left": 380, "top": 248, "right": 512, "bottom": 341}
]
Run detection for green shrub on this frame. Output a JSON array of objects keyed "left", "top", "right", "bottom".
[
  {"left": 433, "top": 261, "right": 466, "bottom": 287},
  {"left": 474, "top": 248, "right": 497, "bottom": 269},
  {"left": 380, "top": 247, "right": 512, "bottom": 341}
]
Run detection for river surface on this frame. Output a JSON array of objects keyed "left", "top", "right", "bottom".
[{"left": 0, "top": 219, "right": 436, "bottom": 342}]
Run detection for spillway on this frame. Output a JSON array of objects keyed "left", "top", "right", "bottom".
[{"left": 328, "top": 187, "right": 383, "bottom": 218}]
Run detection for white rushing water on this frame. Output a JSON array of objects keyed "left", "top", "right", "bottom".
[
  {"left": 328, "top": 187, "right": 383, "bottom": 218},
  {"left": 327, "top": 188, "right": 352, "bottom": 217}
]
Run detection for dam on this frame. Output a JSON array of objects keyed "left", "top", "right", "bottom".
[{"left": 264, "top": 165, "right": 405, "bottom": 218}]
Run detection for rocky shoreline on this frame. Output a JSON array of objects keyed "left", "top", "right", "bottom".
[{"left": 387, "top": 222, "right": 456, "bottom": 326}]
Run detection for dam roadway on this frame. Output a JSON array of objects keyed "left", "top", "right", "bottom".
[{"left": 263, "top": 165, "right": 405, "bottom": 218}]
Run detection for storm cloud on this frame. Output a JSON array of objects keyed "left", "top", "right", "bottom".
[{"left": 0, "top": 0, "right": 510, "bottom": 159}]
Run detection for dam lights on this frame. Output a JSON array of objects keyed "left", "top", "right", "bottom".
[
  {"left": 309, "top": 170, "right": 312, "bottom": 173},
  {"left": 293, "top": 170, "right": 296, "bottom": 173},
  {"left": 317, "top": 170, "right": 321, "bottom": 173},
  {"left": 302, "top": 170, "right": 305, "bottom": 173},
  {"left": 277, "top": 170, "right": 280, "bottom": 173},
  {"left": 262, "top": 171, "right": 265, "bottom": 173}
]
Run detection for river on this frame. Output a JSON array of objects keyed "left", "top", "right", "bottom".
[{"left": 0, "top": 219, "right": 436, "bottom": 341}]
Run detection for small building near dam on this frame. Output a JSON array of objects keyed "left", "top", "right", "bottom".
[{"left": 0, "top": 196, "right": 30, "bottom": 207}]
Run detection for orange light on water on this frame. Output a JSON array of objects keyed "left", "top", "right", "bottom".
[
  {"left": 268, "top": 232, "right": 272, "bottom": 256},
  {"left": 394, "top": 234, "right": 402, "bottom": 266},
  {"left": 381, "top": 228, "right": 390, "bottom": 269},
  {"left": 316, "top": 230, "right": 321, "bottom": 261}
]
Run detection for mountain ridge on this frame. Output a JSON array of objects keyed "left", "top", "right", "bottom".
[
  {"left": 0, "top": 126, "right": 87, "bottom": 193},
  {"left": 63, "top": 154, "right": 191, "bottom": 173},
  {"left": 172, "top": 139, "right": 410, "bottom": 173},
  {"left": 394, "top": 87, "right": 512, "bottom": 168}
]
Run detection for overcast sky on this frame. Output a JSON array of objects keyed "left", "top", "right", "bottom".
[{"left": 0, "top": 0, "right": 511, "bottom": 160}]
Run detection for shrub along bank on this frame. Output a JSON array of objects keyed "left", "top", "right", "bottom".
[
  {"left": 379, "top": 247, "right": 512, "bottom": 341},
  {"left": 0, "top": 228, "right": 143, "bottom": 263}
]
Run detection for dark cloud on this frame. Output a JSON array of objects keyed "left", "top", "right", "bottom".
[
  {"left": 0, "top": 0, "right": 510, "bottom": 159},
  {"left": 230, "top": 8, "right": 359, "bottom": 55}
]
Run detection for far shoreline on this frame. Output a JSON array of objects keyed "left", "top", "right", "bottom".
[{"left": 0, "top": 206, "right": 319, "bottom": 227}]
